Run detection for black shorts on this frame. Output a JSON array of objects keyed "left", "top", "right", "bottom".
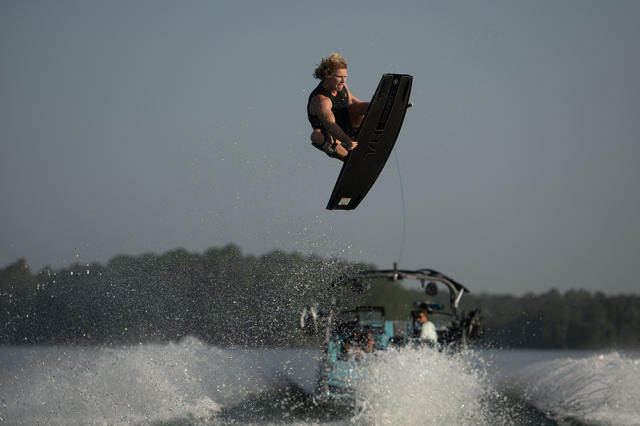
[{"left": 311, "top": 130, "right": 338, "bottom": 158}]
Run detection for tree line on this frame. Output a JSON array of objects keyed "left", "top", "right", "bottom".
[
  {"left": 1, "top": 245, "right": 639, "bottom": 349},
  {"left": 0, "top": 245, "right": 370, "bottom": 347}
]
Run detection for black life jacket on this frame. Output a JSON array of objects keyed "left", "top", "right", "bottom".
[{"left": 307, "top": 82, "right": 356, "bottom": 138}]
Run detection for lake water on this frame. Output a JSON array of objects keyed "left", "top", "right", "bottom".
[{"left": 1, "top": 337, "right": 638, "bottom": 425}]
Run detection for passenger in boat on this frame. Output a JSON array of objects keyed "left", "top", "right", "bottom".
[
  {"left": 307, "top": 52, "right": 369, "bottom": 162},
  {"left": 340, "top": 328, "right": 363, "bottom": 360},
  {"left": 416, "top": 309, "right": 438, "bottom": 346},
  {"left": 340, "top": 329, "right": 376, "bottom": 361},
  {"left": 362, "top": 332, "right": 376, "bottom": 353}
]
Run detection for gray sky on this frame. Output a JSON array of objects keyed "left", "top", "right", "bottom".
[{"left": 1, "top": 1, "right": 639, "bottom": 296}]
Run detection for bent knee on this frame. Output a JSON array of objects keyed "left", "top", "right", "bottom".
[
  {"left": 349, "top": 101, "right": 369, "bottom": 116},
  {"left": 310, "top": 131, "right": 323, "bottom": 144},
  {"left": 349, "top": 103, "right": 369, "bottom": 127}
]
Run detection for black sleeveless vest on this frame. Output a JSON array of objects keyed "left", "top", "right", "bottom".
[{"left": 307, "top": 82, "right": 356, "bottom": 138}]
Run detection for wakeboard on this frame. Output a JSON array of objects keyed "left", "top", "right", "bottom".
[{"left": 326, "top": 73, "right": 412, "bottom": 210}]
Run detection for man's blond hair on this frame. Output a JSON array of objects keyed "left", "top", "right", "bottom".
[{"left": 313, "top": 52, "right": 348, "bottom": 80}]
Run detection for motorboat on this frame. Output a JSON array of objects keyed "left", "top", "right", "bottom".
[{"left": 299, "top": 263, "right": 485, "bottom": 412}]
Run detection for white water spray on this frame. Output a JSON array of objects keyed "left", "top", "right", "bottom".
[{"left": 352, "top": 348, "right": 488, "bottom": 425}]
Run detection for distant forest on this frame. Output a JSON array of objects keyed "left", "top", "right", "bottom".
[{"left": 2, "top": 244, "right": 639, "bottom": 349}]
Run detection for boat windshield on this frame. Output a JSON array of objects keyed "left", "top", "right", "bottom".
[{"left": 357, "top": 308, "right": 384, "bottom": 329}]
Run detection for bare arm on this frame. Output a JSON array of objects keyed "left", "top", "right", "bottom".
[{"left": 308, "top": 95, "right": 357, "bottom": 150}]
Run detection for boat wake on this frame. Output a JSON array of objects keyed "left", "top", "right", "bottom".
[
  {"left": 350, "top": 348, "right": 488, "bottom": 425},
  {"left": 509, "top": 352, "right": 640, "bottom": 426},
  {"left": 1, "top": 337, "right": 280, "bottom": 425},
  {"left": 2, "top": 339, "right": 638, "bottom": 425}
]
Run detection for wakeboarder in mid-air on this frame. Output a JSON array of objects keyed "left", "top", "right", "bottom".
[{"left": 307, "top": 53, "right": 369, "bottom": 162}]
